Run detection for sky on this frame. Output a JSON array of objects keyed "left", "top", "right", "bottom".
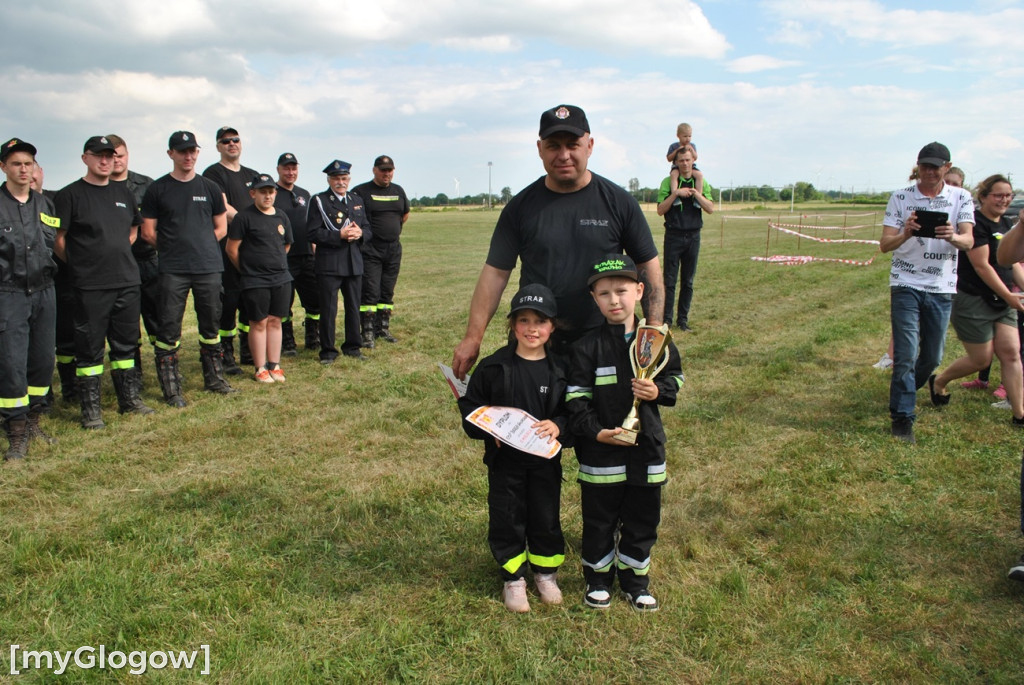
[{"left": 1, "top": 0, "right": 1022, "bottom": 199}]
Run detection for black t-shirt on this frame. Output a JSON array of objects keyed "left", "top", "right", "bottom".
[
  {"left": 511, "top": 355, "right": 554, "bottom": 423},
  {"left": 203, "top": 163, "right": 257, "bottom": 212},
  {"left": 351, "top": 181, "right": 409, "bottom": 242},
  {"left": 54, "top": 179, "right": 142, "bottom": 290},
  {"left": 140, "top": 174, "right": 227, "bottom": 275},
  {"left": 227, "top": 205, "right": 294, "bottom": 289},
  {"left": 487, "top": 173, "right": 658, "bottom": 334},
  {"left": 957, "top": 210, "right": 1016, "bottom": 298},
  {"left": 274, "top": 183, "right": 312, "bottom": 257},
  {"left": 118, "top": 171, "right": 156, "bottom": 261}
]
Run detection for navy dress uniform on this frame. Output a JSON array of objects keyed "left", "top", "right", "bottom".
[{"left": 308, "top": 160, "right": 371, "bottom": 362}]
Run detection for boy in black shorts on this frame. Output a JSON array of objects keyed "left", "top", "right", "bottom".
[{"left": 225, "top": 174, "right": 293, "bottom": 382}]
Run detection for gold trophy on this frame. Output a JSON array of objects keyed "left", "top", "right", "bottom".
[{"left": 613, "top": 319, "right": 673, "bottom": 445}]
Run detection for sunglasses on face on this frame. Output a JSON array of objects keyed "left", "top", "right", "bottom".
[{"left": 219, "top": 137, "right": 240, "bottom": 145}]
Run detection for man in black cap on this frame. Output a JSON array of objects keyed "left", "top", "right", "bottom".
[
  {"left": 309, "top": 160, "right": 370, "bottom": 363},
  {"left": 274, "top": 152, "right": 318, "bottom": 355},
  {"left": 54, "top": 136, "right": 153, "bottom": 428},
  {"left": 108, "top": 134, "right": 159, "bottom": 378},
  {"left": 353, "top": 154, "right": 409, "bottom": 348},
  {"left": 140, "top": 131, "right": 234, "bottom": 406},
  {"left": 879, "top": 141, "right": 975, "bottom": 443},
  {"left": 451, "top": 104, "right": 665, "bottom": 379},
  {"left": 203, "top": 126, "right": 257, "bottom": 375},
  {"left": 0, "top": 138, "right": 58, "bottom": 461}
]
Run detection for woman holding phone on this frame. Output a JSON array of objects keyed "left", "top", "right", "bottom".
[{"left": 930, "top": 175, "right": 1024, "bottom": 427}]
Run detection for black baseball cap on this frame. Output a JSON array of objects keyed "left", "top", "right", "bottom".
[
  {"left": 917, "top": 142, "right": 951, "bottom": 166},
  {"left": 539, "top": 104, "right": 590, "bottom": 139},
  {"left": 509, "top": 284, "right": 558, "bottom": 319},
  {"left": 168, "top": 131, "right": 199, "bottom": 151},
  {"left": 0, "top": 138, "right": 37, "bottom": 162},
  {"left": 373, "top": 155, "right": 394, "bottom": 170},
  {"left": 215, "top": 126, "right": 239, "bottom": 142},
  {"left": 277, "top": 152, "right": 299, "bottom": 166},
  {"left": 251, "top": 173, "right": 276, "bottom": 190},
  {"left": 83, "top": 136, "right": 116, "bottom": 154},
  {"left": 587, "top": 254, "right": 638, "bottom": 287}
]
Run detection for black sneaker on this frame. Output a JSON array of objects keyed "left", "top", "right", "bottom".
[
  {"left": 624, "top": 591, "right": 659, "bottom": 612},
  {"left": 891, "top": 418, "right": 915, "bottom": 443},
  {"left": 1013, "top": 416, "right": 1024, "bottom": 429},
  {"left": 584, "top": 585, "right": 611, "bottom": 609},
  {"left": 928, "top": 374, "right": 950, "bottom": 406},
  {"left": 1009, "top": 555, "right": 1024, "bottom": 582}
]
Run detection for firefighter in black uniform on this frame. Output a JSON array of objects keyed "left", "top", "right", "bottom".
[
  {"left": 309, "top": 160, "right": 370, "bottom": 363},
  {"left": 54, "top": 136, "right": 154, "bottom": 429},
  {"left": 273, "top": 153, "right": 318, "bottom": 354},
  {"left": 566, "top": 255, "right": 683, "bottom": 612},
  {"left": 0, "top": 138, "right": 58, "bottom": 461},
  {"left": 353, "top": 155, "right": 409, "bottom": 348},
  {"left": 108, "top": 134, "right": 159, "bottom": 377}
]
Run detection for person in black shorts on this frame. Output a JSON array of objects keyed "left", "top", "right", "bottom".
[
  {"left": 140, "top": 131, "right": 235, "bottom": 407},
  {"left": 226, "top": 174, "right": 293, "bottom": 383},
  {"left": 274, "top": 153, "right": 318, "bottom": 354},
  {"left": 451, "top": 104, "right": 665, "bottom": 380},
  {"left": 54, "top": 136, "right": 154, "bottom": 429},
  {"left": 203, "top": 126, "right": 257, "bottom": 374},
  {"left": 309, "top": 160, "right": 370, "bottom": 363},
  {"left": 108, "top": 134, "right": 159, "bottom": 378},
  {"left": 353, "top": 155, "right": 409, "bottom": 348}
]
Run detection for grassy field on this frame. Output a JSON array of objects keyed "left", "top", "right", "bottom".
[{"left": 3, "top": 206, "right": 1024, "bottom": 682}]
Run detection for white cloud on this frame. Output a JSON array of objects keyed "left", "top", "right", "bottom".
[
  {"left": 727, "top": 55, "right": 802, "bottom": 73},
  {"left": 763, "top": 0, "right": 1024, "bottom": 51}
]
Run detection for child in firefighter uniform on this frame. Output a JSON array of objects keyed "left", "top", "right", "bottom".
[
  {"left": 458, "top": 284, "right": 569, "bottom": 613},
  {"left": 566, "top": 254, "right": 683, "bottom": 612}
]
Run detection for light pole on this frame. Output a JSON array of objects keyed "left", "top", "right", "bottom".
[{"left": 487, "top": 161, "right": 493, "bottom": 210}]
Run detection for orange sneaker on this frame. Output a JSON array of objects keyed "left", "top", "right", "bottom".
[
  {"left": 254, "top": 368, "right": 273, "bottom": 383},
  {"left": 269, "top": 368, "right": 286, "bottom": 383}
]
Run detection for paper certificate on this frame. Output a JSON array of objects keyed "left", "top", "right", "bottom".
[
  {"left": 465, "top": 405, "right": 561, "bottom": 459},
  {"left": 438, "top": 362, "right": 469, "bottom": 399}
]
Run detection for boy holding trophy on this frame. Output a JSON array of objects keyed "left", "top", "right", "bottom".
[{"left": 566, "top": 254, "right": 683, "bottom": 612}]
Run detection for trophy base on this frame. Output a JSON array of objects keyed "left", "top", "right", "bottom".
[{"left": 612, "top": 429, "right": 638, "bottom": 445}]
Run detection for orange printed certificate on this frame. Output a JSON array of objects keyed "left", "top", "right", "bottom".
[{"left": 464, "top": 406, "right": 561, "bottom": 459}]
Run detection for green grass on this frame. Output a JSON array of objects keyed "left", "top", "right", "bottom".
[{"left": 3, "top": 205, "right": 1024, "bottom": 682}]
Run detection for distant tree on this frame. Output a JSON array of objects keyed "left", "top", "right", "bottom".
[
  {"left": 434, "top": 193, "right": 449, "bottom": 206},
  {"left": 628, "top": 177, "right": 640, "bottom": 194},
  {"left": 500, "top": 186, "right": 512, "bottom": 204},
  {"left": 757, "top": 185, "right": 778, "bottom": 202}
]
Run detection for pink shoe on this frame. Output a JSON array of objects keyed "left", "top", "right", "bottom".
[
  {"left": 960, "top": 379, "right": 989, "bottom": 390},
  {"left": 993, "top": 385, "right": 1007, "bottom": 400}
]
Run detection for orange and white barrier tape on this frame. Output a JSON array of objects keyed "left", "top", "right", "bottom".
[
  {"left": 769, "top": 222, "right": 879, "bottom": 241},
  {"left": 752, "top": 255, "right": 876, "bottom": 266}
]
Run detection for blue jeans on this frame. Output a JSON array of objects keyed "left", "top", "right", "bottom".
[{"left": 889, "top": 286, "right": 952, "bottom": 421}]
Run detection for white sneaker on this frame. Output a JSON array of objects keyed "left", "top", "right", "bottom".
[
  {"left": 534, "top": 573, "right": 563, "bottom": 605},
  {"left": 502, "top": 578, "right": 530, "bottom": 613},
  {"left": 992, "top": 399, "right": 1012, "bottom": 410},
  {"left": 872, "top": 353, "right": 893, "bottom": 370}
]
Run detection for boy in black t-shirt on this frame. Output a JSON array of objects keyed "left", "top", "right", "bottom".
[{"left": 226, "top": 174, "right": 293, "bottom": 383}]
